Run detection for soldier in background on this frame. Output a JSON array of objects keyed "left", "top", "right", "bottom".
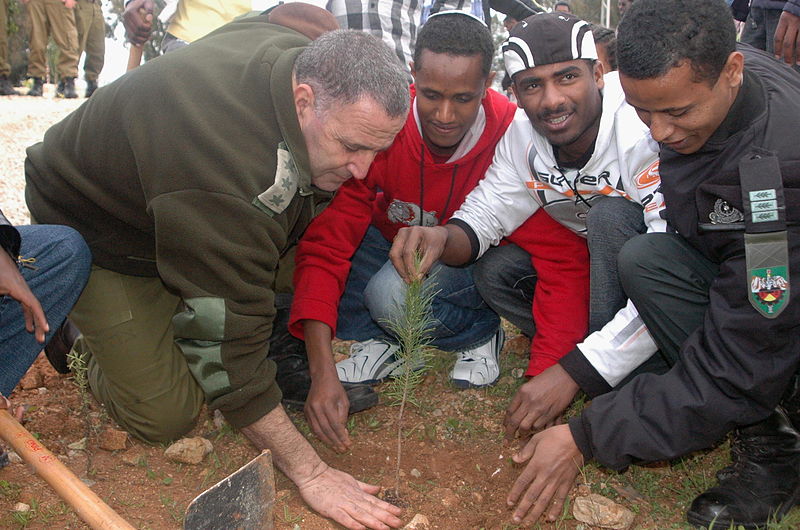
[
  {"left": 0, "top": 0, "right": 19, "bottom": 94},
  {"left": 74, "top": 0, "right": 104, "bottom": 97},
  {"left": 23, "top": 0, "right": 79, "bottom": 98}
]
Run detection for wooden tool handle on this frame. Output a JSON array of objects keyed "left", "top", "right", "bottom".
[
  {"left": 0, "top": 409, "right": 134, "bottom": 530},
  {"left": 127, "top": 45, "right": 144, "bottom": 71}
]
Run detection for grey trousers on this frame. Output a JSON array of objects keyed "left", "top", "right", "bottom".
[{"left": 474, "top": 197, "right": 646, "bottom": 337}]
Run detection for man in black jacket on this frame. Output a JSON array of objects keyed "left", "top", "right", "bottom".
[{"left": 501, "top": 1, "right": 800, "bottom": 528}]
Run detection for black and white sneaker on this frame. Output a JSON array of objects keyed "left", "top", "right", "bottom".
[
  {"left": 450, "top": 328, "right": 505, "bottom": 389},
  {"left": 336, "top": 339, "right": 404, "bottom": 384}
]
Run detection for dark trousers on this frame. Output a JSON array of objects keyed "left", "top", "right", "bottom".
[
  {"left": 474, "top": 196, "right": 646, "bottom": 338},
  {"left": 618, "top": 232, "right": 718, "bottom": 371}
]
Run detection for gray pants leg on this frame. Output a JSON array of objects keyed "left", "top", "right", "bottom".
[
  {"left": 473, "top": 243, "right": 537, "bottom": 337},
  {"left": 618, "top": 232, "right": 718, "bottom": 367},
  {"left": 585, "top": 197, "right": 647, "bottom": 333}
]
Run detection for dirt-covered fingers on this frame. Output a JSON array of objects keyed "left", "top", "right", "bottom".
[
  {"left": 355, "top": 481, "right": 403, "bottom": 515},
  {"left": 305, "top": 385, "right": 351, "bottom": 452}
]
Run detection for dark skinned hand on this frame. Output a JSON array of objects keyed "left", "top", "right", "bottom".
[{"left": 504, "top": 363, "right": 579, "bottom": 440}]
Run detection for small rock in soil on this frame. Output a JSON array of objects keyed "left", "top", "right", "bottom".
[
  {"left": 37, "top": 387, "right": 47, "bottom": 394},
  {"left": 13, "top": 502, "right": 30, "bottom": 513},
  {"left": 164, "top": 437, "right": 213, "bottom": 465},
  {"left": 403, "top": 514, "right": 430, "bottom": 529},
  {"left": 212, "top": 409, "right": 226, "bottom": 430},
  {"left": 67, "top": 437, "right": 87, "bottom": 450},
  {"left": 573, "top": 493, "right": 635, "bottom": 530},
  {"left": 410, "top": 468, "right": 421, "bottom": 478},
  {"left": 7, "top": 451, "right": 21, "bottom": 464},
  {"left": 121, "top": 446, "right": 145, "bottom": 466},
  {"left": 498, "top": 375, "right": 515, "bottom": 386},
  {"left": 19, "top": 369, "right": 43, "bottom": 390},
  {"left": 431, "top": 487, "right": 458, "bottom": 508},
  {"left": 471, "top": 491, "right": 483, "bottom": 503},
  {"left": 99, "top": 427, "right": 129, "bottom": 451},
  {"left": 504, "top": 334, "right": 531, "bottom": 358},
  {"left": 432, "top": 408, "right": 443, "bottom": 417},
  {"left": 511, "top": 368, "right": 525, "bottom": 378}
]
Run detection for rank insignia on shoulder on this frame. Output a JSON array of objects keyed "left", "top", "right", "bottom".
[
  {"left": 709, "top": 199, "right": 744, "bottom": 224},
  {"left": 750, "top": 266, "right": 789, "bottom": 316},
  {"left": 254, "top": 142, "right": 298, "bottom": 216}
]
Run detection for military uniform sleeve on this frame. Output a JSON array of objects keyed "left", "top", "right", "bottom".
[
  {"left": 571, "top": 235, "right": 800, "bottom": 471},
  {"left": 149, "top": 191, "right": 288, "bottom": 430}
]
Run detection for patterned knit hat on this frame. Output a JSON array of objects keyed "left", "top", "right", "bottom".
[{"left": 502, "top": 12, "right": 597, "bottom": 78}]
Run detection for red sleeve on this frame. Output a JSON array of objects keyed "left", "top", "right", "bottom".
[
  {"left": 506, "top": 209, "right": 589, "bottom": 376},
  {"left": 289, "top": 176, "right": 376, "bottom": 339}
]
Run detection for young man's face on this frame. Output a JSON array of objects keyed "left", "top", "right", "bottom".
[
  {"left": 411, "top": 49, "right": 494, "bottom": 158},
  {"left": 619, "top": 53, "right": 743, "bottom": 155},
  {"left": 512, "top": 59, "right": 604, "bottom": 158},
  {"left": 296, "top": 93, "right": 405, "bottom": 191}
]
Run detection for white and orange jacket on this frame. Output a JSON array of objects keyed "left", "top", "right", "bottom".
[{"left": 452, "top": 71, "right": 667, "bottom": 392}]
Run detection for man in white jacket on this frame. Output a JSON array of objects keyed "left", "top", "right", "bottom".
[{"left": 390, "top": 12, "right": 666, "bottom": 440}]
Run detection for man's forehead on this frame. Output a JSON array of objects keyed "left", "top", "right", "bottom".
[{"left": 514, "top": 59, "right": 587, "bottom": 81}]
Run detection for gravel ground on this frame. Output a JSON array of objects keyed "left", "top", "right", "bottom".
[{"left": 0, "top": 86, "right": 84, "bottom": 225}]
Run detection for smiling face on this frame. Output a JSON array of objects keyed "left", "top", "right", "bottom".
[
  {"left": 512, "top": 59, "right": 604, "bottom": 161},
  {"left": 295, "top": 85, "right": 405, "bottom": 192},
  {"left": 411, "top": 50, "right": 493, "bottom": 158},
  {"left": 619, "top": 53, "right": 743, "bottom": 154}
]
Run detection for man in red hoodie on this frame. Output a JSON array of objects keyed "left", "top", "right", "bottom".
[{"left": 290, "top": 10, "right": 588, "bottom": 452}]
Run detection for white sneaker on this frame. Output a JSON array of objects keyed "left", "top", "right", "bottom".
[
  {"left": 449, "top": 328, "right": 505, "bottom": 389},
  {"left": 336, "top": 339, "right": 402, "bottom": 384}
]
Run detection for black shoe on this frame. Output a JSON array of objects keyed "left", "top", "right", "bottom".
[
  {"left": 85, "top": 79, "right": 98, "bottom": 98},
  {"left": 268, "top": 304, "right": 378, "bottom": 415},
  {"left": 44, "top": 319, "right": 81, "bottom": 374},
  {"left": 56, "top": 77, "right": 78, "bottom": 99},
  {"left": 686, "top": 409, "right": 800, "bottom": 529},
  {"left": 27, "top": 77, "right": 43, "bottom": 97},
  {"left": 0, "top": 75, "right": 18, "bottom": 96}
]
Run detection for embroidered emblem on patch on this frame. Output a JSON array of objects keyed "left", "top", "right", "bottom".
[
  {"left": 386, "top": 199, "right": 438, "bottom": 227},
  {"left": 256, "top": 142, "right": 298, "bottom": 215},
  {"left": 750, "top": 266, "right": 789, "bottom": 316},
  {"left": 709, "top": 199, "right": 744, "bottom": 224}
]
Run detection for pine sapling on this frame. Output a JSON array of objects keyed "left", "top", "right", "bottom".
[{"left": 382, "top": 253, "right": 438, "bottom": 496}]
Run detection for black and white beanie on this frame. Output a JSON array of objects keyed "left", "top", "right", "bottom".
[{"left": 502, "top": 12, "right": 598, "bottom": 78}]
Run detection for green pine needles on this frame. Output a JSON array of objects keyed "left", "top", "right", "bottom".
[{"left": 382, "top": 253, "right": 438, "bottom": 495}]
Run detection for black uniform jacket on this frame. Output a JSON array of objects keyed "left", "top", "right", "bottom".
[{"left": 570, "top": 45, "right": 800, "bottom": 471}]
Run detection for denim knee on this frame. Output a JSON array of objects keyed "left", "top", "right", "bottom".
[
  {"left": 363, "top": 261, "right": 407, "bottom": 328},
  {"left": 52, "top": 225, "right": 92, "bottom": 283}
]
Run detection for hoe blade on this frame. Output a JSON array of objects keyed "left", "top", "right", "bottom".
[{"left": 183, "top": 450, "right": 275, "bottom": 529}]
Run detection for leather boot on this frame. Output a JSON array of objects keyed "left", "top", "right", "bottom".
[
  {"left": 57, "top": 77, "right": 78, "bottom": 99},
  {"left": 268, "top": 298, "right": 377, "bottom": 415},
  {"left": 27, "top": 77, "right": 43, "bottom": 97},
  {"left": 686, "top": 408, "right": 800, "bottom": 529},
  {"left": 44, "top": 319, "right": 81, "bottom": 374},
  {"left": 85, "top": 79, "right": 98, "bottom": 98},
  {"left": 0, "top": 75, "right": 19, "bottom": 96}
]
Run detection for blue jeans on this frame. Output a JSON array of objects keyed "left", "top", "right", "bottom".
[
  {"left": 0, "top": 225, "right": 91, "bottom": 394},
  {"left": 337, "top": 225, "right": 500, "bottom": 352}
]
